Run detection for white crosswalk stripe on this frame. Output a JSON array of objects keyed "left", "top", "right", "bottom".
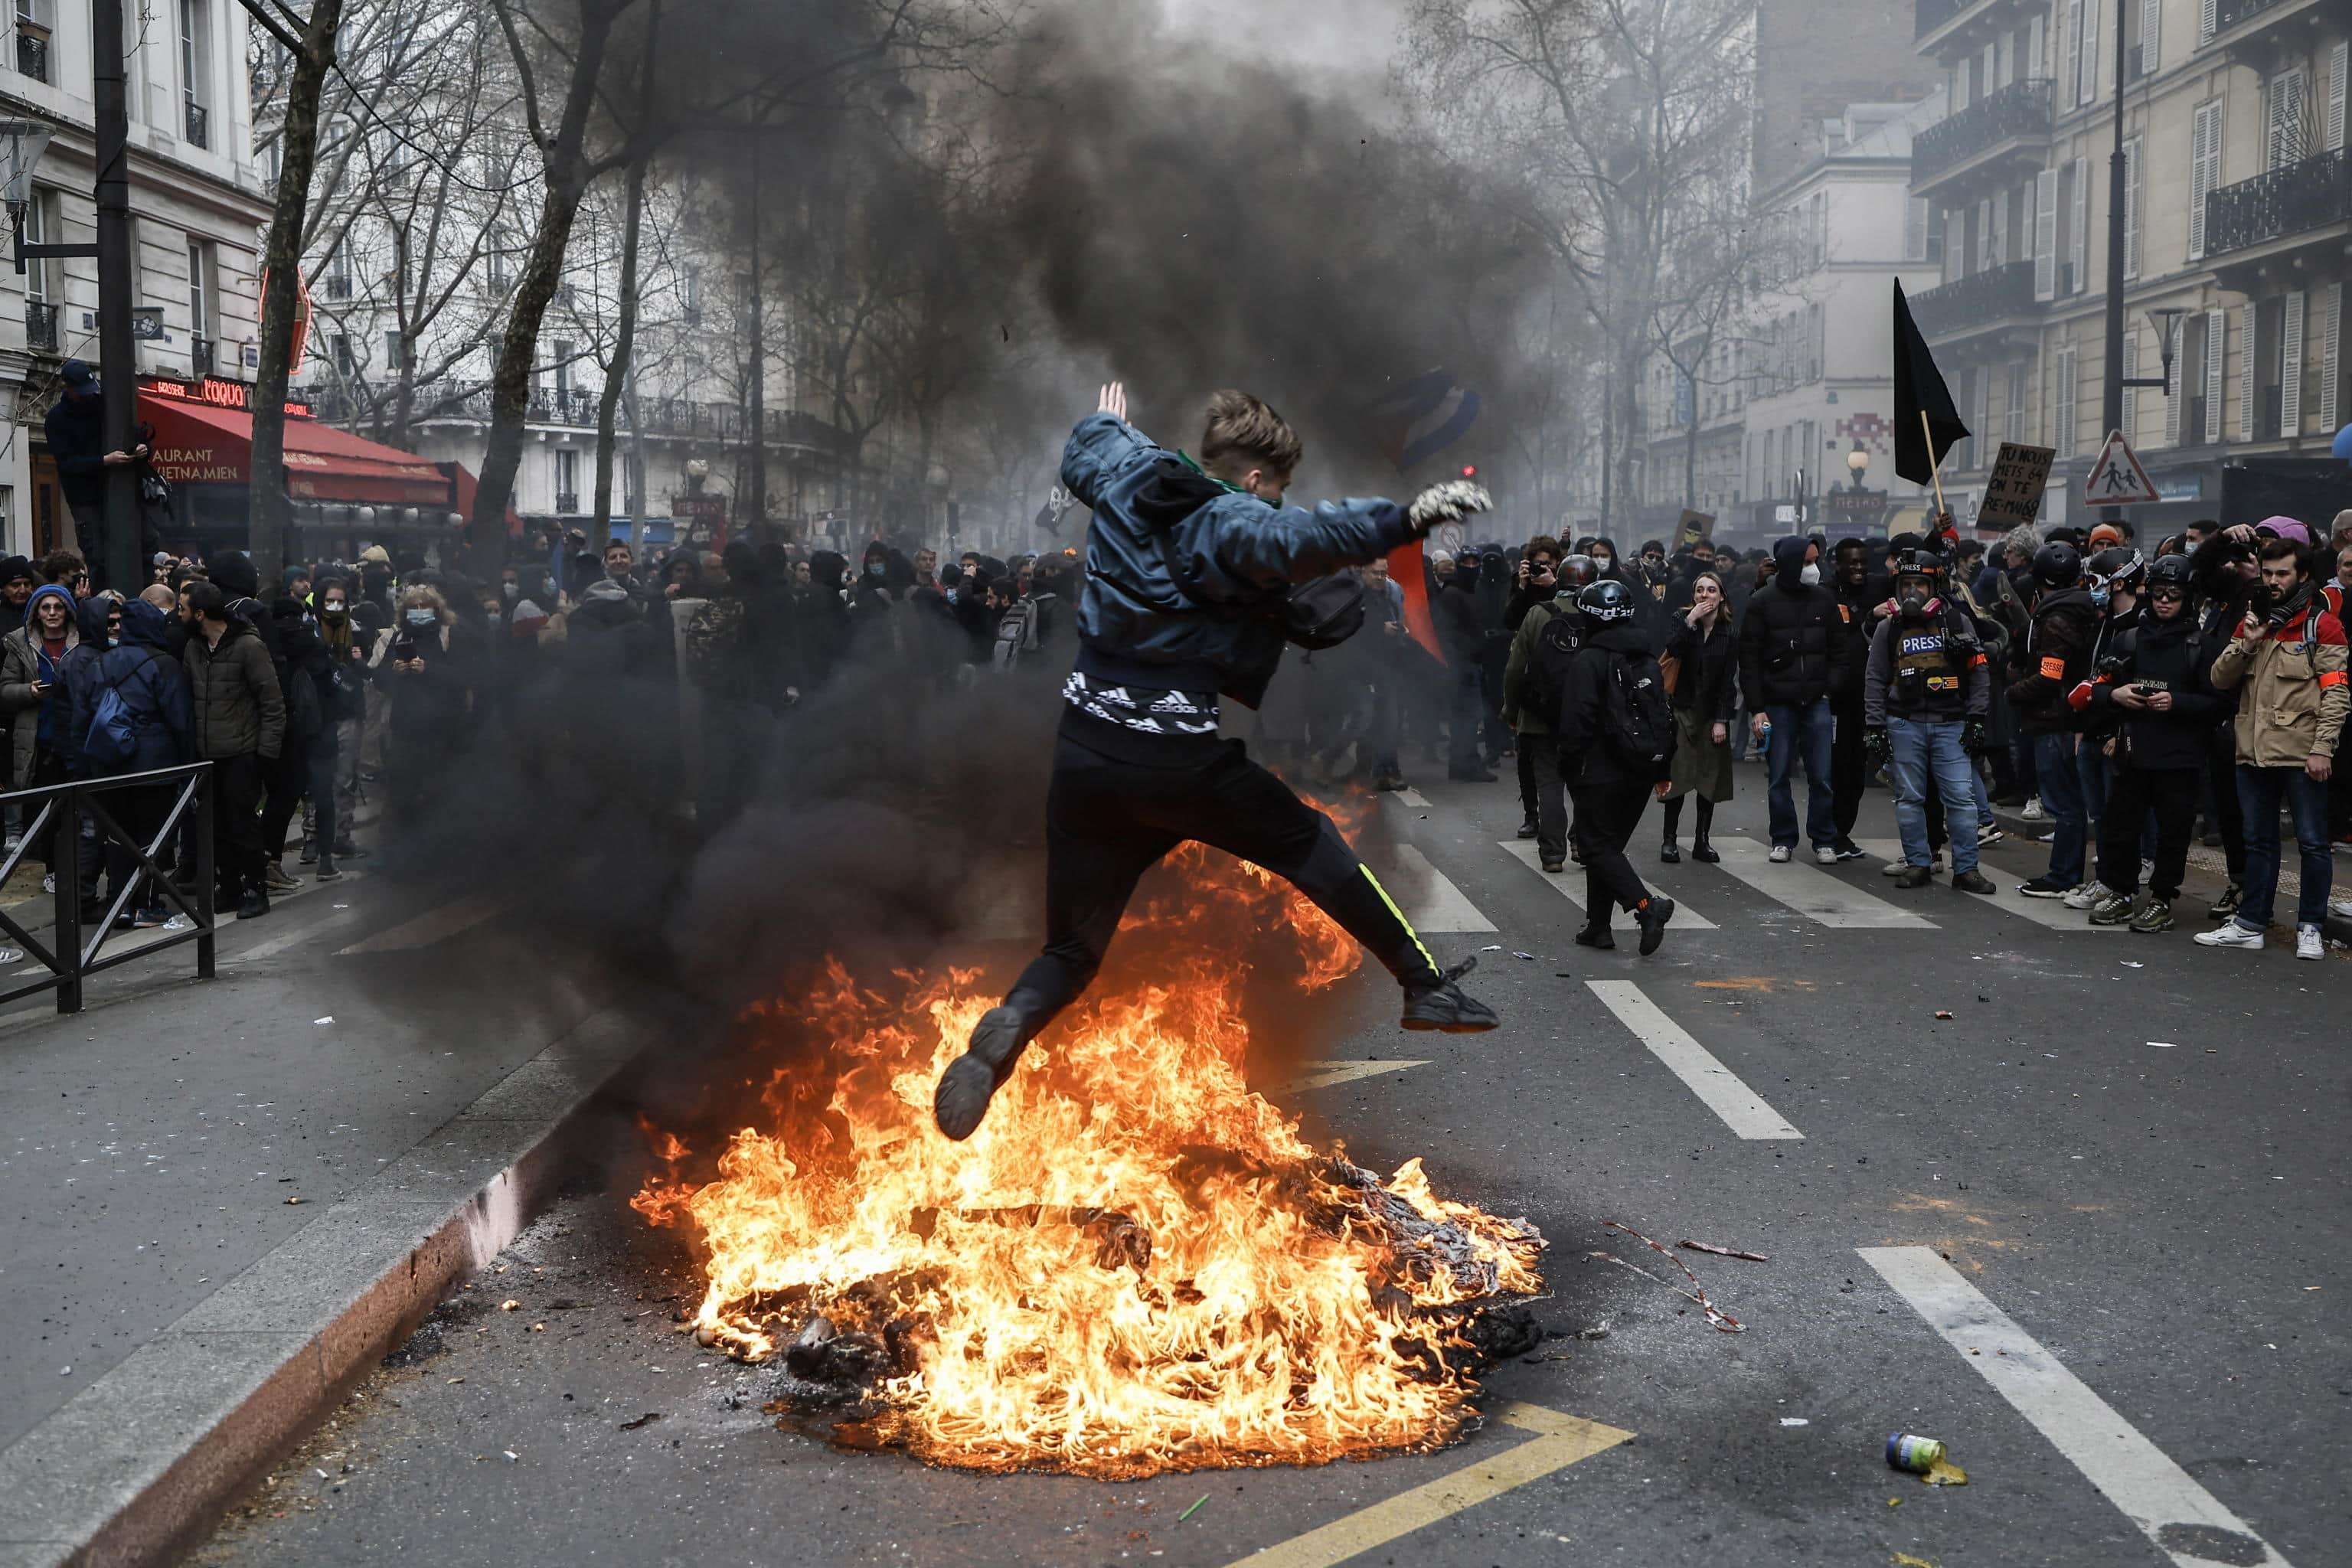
[
  {"left": 1495, "top": 839, "right": 1719, "bottom": 929},
  {"left": 1863, "top": 1247, "right": 2293, "bottom": 1567},
  {"left": 1707, "top": 837, "right": 1938, "bottom": 929},
  {"left": 1378, "top": 844, "right": 1496, "bottom": 933},
  {"left": 1586, "top": 980, "right": 1802, "bottom": 1139},
  {"left": 1855, "top": 838, "right": 2121, "bottom": 932}
]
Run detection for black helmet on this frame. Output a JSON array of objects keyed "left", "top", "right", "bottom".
[
  {"left": 2030, "top": 541, "right": 2082, "bottom": 590},
  {"left": 2146, "top": 554, "right": 2196, "bottom": 592},
  {"left": 1575, "top": 578, "right": 1636, "bottom": 626},
  {"left": 2086, "top": 547, "right": 2145, "bottom": 592},
  {"left": 1554, "top": 554, "right": 1597, "bottom": 590},
  {"left": 1896, "top": 549, "right": 1947, "bottom": 580}
]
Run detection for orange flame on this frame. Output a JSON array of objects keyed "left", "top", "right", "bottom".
[{"left": 635, "top": 836, "right": 1542, "bottom": 1476}]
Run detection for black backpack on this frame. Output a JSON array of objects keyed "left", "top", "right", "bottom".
[
  {"left": 1603, "top": 649, "right": 1677, "bottom": 776},
  {"left": 1517, "top": 603, "right": 1580, "bottom": 729}
]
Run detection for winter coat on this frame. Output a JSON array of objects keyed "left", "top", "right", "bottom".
[
  {"left": 43, "top": 391, "right": 107, "bottom": 508},
  {"left": 2209, "top": 593, "right": 2351, "bottom": 768},
  {"left": 1058, "top": 411, "right": 1416, "bottom": 709},
  {"left": 378, "top": 617, "right": 479, "bottom": 749},
  {"left": 1553, "top": 620, "right": 1660, "bottom": 786},
  {"left": 1502, "top": 595, "right": 1575, "bottom": 734},
  {"left": 1736, "top": 537, "right": 1850, "bottom": 710},
  {"left": 67, "top": 598, "right": 191, "bottom": 774},
  {"left": 2086, "top": 606, "right": 2226, "bottom": 772},
  {"left": 0, "top": 584, "right": 82, "bottom": 780},
  {"left": 1828, "top": 578, "right": 1878, "bottom": 701},
  {"left": 1864, "top": 609, "right": 1990, "bottom": 727},
  {"left": 2006, "top": 588, "right": 2103, "bottom": 734},
  {"left": 1664, "top": 613, "right": 1738, "bottom": 724},
  {"left": 1432, "top": 577, "right": 1492, "bottom": 667},
  {"left": 182, "top": 617, "right": 286, "bottom": 760},
  {"left": 57, "top": 596, "right": 113, "bottom": 776}
]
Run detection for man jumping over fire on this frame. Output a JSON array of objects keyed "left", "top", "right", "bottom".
[{"left": 935, "top": 382, "right": 1500, "bottom": 1141}]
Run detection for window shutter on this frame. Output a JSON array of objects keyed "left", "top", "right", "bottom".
[
  {"left": 1998, "top": 31, "right": 2014, "bottom": 87},
  {"left": 2328, "top": 42, "right": 2347, "bottom": 152},
  {"left": 1978, "top": 197, "right": 1994, "bottom": 270},
  {"left": 2270, "top": 69, "right": 2308, "bottom": 169},
  {"left": 1904, "top": 196, "right": 1925, "bottom": 261},
  {"left": 2056, "top": 345, "right": 2079, "bottom": 456},
  {"left": 2064, "top": 0, "right": 2085, "bottom": 109},
  {"left": 2197, "top": 0, "right": 2215, "bottom": 41},
  {"left": 2122, "top": 329, "right": 2140, "bottom": 441},
  {"left": 2238, "top": 303, "right": 2256, "bottom": 439},
  {"left": 2081, "top": 0, "right": 2101, "bottom": 106},
  {"left": 2205, "top": 306, "right": 2226, "bottom": 444},
  {"left": 2034, "top": 168, "right": 2060, "bottom": 299},
  {"left": 2322, "top": 283, "right": 2343, "bottom": 434},
  {"left": 2071, "top": 156, "right": 2091, "bottom": 292},
  {"left": 2140, "top": 0, "right": 2158, "bottom": 75},
  {"left": 1992, "top": 189, "right": 2010, "bottom": 263},
  {"left": 2189, "top": 102, "right": 2214, "bottom": 259},
  {"left": 2282, "top": 289, "right": 2306, "bottom": 435},
  {"left": 2122, "top": 139, "right": 2141, "bottom": 280}
]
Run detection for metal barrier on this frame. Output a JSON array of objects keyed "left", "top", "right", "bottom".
[{"left": 0, "top": 763, "right": 215, "bottom": 1013}]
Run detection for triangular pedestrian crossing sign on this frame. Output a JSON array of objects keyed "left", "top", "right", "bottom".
[{"left": 2082, "top": 429, "right": 2160, "bottom": 507}]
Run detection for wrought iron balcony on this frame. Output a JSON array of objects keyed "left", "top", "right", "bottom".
[
  {"left": 184, "top": 100, "right": 208, "bottom": 150},
  {"left": 24, "top": 299, "right": 57, "bottom": 353},
  {"left": 2204, "top": 149, "right": 2349, "bottom": 259},
  {"left": 1911, "top": 78, "right": 2052, "bottom": 188},
  {"left": 191, "top": 335, "right": 213, "bottom": 372},
  {"left": 554, "top": 491, "right": 580, "bottom": 514},
  {"left": 2211, "top": 0, "right": 2301, "bottom": 33},
  {"left": 1906, "top": 260, "right": 2037, "bottom": 338},
  {"left": 15, "top": 25, "right": 47, "bottom": 83}
]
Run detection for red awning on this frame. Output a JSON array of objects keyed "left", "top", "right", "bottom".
[{"left": 139, "top": 394, "right": 453, "bottom": 506}]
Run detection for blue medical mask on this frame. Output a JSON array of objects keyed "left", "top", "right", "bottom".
[
  {"left": 2089, "top": 583, "right": 2111, "bottom": 608},
  {"left": 403, "top": 609, "right": 436, "bottom": 628}
]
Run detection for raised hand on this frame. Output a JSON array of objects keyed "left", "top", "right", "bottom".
[{"left": 1099, "top": 382, "right": 1128, "bottom": 422}]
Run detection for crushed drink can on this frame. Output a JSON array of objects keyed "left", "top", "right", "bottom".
[{"left": 1886, "top": 1432, "right": 1945, "bottom": 1473}]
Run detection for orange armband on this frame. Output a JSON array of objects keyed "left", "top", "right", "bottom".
[
  {"left": 2038, "top": 655, "right": 2065, "bottom": 679},
  {"left": 2321, "top": 671, "right": 2348, "bottom": 688}
]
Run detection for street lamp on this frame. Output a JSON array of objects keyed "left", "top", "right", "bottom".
[
  {"left": 1846, "top": 439, "right": 1870, "bottom": 491},
  {"left": 0, "top": 119, "right": 55, "bottom": 240}
]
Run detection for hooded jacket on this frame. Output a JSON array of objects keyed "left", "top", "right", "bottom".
[
  {"left": 183, "top": 612, "right": 286, "bottom": 760},
  {"left": 2086, "top": 604, "right": 2226, "bottom": 771},
  {"left": 67, "top": 597, "right": 191, "bottom": 774},
  {"left": 2006, "top": 585, "right": 2103, "bottom": 733},
  {"left": 1059, "top": 411, "right": 1418, "bottom": 709},
  {"left": 1553, "top": 619, "right": 1665, "bottom": 785},
  {"left": 1736, "top": 538, "right": 1849, "bottom": 710},
  {"left": 0, "top": 583, "right": 82, "bottom": 780},
  {"left": 2210, "top": 589, "right": 2351, "bottom": 767}
]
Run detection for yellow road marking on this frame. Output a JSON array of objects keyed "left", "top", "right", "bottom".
[{"left": 1223, "top": 1403, "right": 1632, "bottom": 1568}]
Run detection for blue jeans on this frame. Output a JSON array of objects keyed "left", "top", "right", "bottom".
[
  {"left": 1446, "top": 667, "right": 1485, "bottom": 773},
  {"left": 2077, "top": 735, "right": 2110, "bottom": 831},
  {"left": 2233, "top": 765, "right": 2332, "bottom": 930},
  {"left": 1888, "top": 717, "right": 1981, "bottom": 873},
  {"left": 1972, "top": 766, "right": 1994, "bottom": 828},
  {"left": 2033, "top": 731, "right": 2088, "bottom": 884},
  {"left": 1765, "top": 698, "right": 1835, "bottom": 849}
]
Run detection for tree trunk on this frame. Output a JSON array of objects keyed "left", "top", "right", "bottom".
[
  {"left": 591, "top": 0, "right": 655, "bottom": 551},
  {"left": 470, "top": 0, "right": 632, "bottom": 575},
  {"left": 249, "top": 0, "right": 346, "bottom": 590},
  {"left": 591, "top": 156, "right": 647, "bottom": 545}
]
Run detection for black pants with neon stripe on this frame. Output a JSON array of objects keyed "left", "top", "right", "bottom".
[{"left": 999, "top": 731, "right": 1444, "bottom": 1042}]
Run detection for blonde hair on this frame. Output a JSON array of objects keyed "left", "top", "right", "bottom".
[{"left": 1199, "top": 389, "right": 1302, "bottom": 482}]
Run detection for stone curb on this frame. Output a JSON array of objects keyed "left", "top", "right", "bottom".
[{"left": 0, "top": 1005, "right": 653, "bottom": 1568}]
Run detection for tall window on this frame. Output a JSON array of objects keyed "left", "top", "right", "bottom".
[
  {"left": 186, "top": 240, "right": 213, "bottom": 364},
  {"left": 553, "top": 341, "right": 573, "bottom": 399},
  {"left": 554, "top": 449, "right": 579, "bottom": 508},
  {"left": 21, "top": 185, "right": 56, "bottom": 302},
  {"left": 15, "top": 0, "right": 52, "bottom": 83},
  {"left": 178, "top": 0, "right": 210, "bottom": 148}
]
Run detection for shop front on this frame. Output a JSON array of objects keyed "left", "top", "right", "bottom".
[{"left": 136, "top": 377, "right": 482, "bottom": 564}]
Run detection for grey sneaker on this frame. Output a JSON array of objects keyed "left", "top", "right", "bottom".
[
  {"left": 2062, "top": 881, "right": 2114, "bottom": 910},
  {"left": 2088, "top": 890, "right": 2137, "bottom": 926},
  {"left": 2128, "top": 897, "right": 2173, "bottom": 933}
]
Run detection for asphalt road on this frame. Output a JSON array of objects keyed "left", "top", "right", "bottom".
[{"left": 191, "top": 767, "right": 2352, "bottom": 1568}]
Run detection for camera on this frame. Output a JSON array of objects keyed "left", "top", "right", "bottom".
[{"left": 390, "top": 630, "right": 416, "bottom": 662}]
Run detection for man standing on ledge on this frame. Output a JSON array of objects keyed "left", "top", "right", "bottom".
[{"left": 935, "top": 383, "right": 1500, "bottom": 1141}]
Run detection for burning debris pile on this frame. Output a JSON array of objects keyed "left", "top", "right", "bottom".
[{"left": 633, "top": 842, "right": 1545, "bottom": 1477}]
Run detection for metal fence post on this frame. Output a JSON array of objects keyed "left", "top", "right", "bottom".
[
  {"left": 195, "top": 763, "right": 215, "bottom": 978},
  {"left": 54, "top": 782, "right": 80, "bottom": 1014}
]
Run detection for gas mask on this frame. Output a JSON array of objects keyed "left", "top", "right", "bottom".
[{"left": 1896, "top": 578, "right": 1942, "bottom": 617}]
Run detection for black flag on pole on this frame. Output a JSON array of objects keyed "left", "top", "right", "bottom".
[{"left": 1893, "top": 280, "right": 1968, "bottom": 484}]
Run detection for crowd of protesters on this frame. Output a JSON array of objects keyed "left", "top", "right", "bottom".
[
  {"left": 1257, "top": 511, "right": 2350, "bottom": 960},
  {"left": 0, "top": 503, "right": 2341, "bottom": 963}
]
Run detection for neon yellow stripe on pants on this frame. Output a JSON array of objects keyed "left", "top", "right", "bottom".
[{"left": 1357, "top": 864, "right": 1438, "bottom": 975}]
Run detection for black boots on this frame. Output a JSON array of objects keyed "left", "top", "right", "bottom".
[
  {"left": 934, "top": 1006, "right": 1031, "bottom": 1141},
  {"left": 1401, "top": 957, "right": 1501, "bottom": 1033}
]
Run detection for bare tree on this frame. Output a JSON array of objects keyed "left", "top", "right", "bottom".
[{"left": 1404, "top": 0, "right": 1757, "bottom": 534}]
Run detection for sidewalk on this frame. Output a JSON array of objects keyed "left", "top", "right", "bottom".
[{"left": 0, "top": 865, "right": 656, "bottom": 1566}]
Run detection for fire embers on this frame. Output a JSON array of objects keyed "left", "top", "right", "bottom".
[{"left": 635, "top": 840, "right": 1547, "bottom": 1477}]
